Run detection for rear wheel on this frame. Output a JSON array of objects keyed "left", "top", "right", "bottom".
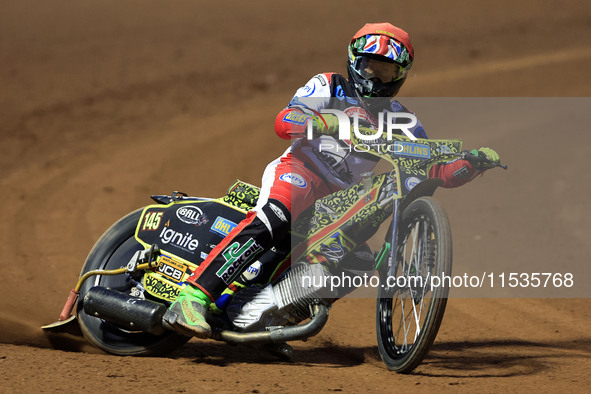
[
  {"left": 76, "top": 209, "right": 190, "bottom": 356},
  {"left": 376, "top": 197, "right": 452, "bottom": 373}
]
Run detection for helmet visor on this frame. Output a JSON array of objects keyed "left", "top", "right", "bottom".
[{"left": 355, "top": 56, "right": 408, "bottom": 84}]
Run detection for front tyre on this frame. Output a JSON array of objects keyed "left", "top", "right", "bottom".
[
  {"left": 76, "top": 209, "right": 190, "bottom": 356},
  {"left": 376, "top": 197, "right": 452, "bottom": 373}
]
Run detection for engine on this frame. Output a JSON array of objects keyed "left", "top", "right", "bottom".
[{"left": 226, "top": 262, "right": 337, "bottom": 331}]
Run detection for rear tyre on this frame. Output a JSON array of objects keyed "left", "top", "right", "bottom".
[
  {"left": 376, "top": 197, "right": 452, "bottom": 373},
  {"left": 76, "top": 209, "right": 190, "bottom": 356}
]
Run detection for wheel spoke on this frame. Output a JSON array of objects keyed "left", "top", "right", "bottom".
[{"left": 408, "top": 222, "right": 419, "bottom": 276}]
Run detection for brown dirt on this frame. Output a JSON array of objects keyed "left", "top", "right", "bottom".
[{"left": 1, "top": 0, "right": 590, "bottom": 392}]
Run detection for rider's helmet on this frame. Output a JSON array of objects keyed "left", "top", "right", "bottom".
[{"left": 347, "top": 23, "right": 414, "bottom": 98}]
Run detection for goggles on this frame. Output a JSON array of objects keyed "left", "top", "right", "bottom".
[{"left": 355, "top": 56, "right": 408, "bottom": 83}]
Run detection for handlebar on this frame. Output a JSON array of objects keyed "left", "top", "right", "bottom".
[{"left": 457, "top": 151, "right": 508, "bottom": 170}]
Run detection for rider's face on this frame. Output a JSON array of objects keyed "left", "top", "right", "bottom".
[{"left": 359, "top": 57, "right": 407, "bottom": 83}]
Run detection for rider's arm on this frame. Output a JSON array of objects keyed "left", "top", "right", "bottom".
[
  {"left": 428, "top": 158, "right": 483, "bottom": 188},
  {"left": 429, "top": 148, "right": 500, "bottom": 188},
  {"left": 275, "top": 107, "right": 339, "bottom": 139},
  {"left": 275, "top": 74, "right": 338, "bottom": 139},
  {"left": 409, "top": 111, "right": 492, "bottom": 188},
  {"left": 389, "top": 104, "right": 481, "bottom": 188}
]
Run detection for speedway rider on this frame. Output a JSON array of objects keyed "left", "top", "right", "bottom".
[{"left": 163, "top": 23, "right": 501, "bottom": 338}]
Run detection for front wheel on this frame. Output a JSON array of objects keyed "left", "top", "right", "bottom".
[
  {"left": 376, "top": 197, "right": 452, "bottom": 373},
  {"left": 76, "top": 209, "right": 190, "bottom": 356}
]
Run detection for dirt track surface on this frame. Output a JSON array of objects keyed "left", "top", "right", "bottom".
[{"left": 1, "top": 1, "right": 590, "bottom": 392}]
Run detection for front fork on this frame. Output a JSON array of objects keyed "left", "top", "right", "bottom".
[
  {"left": 388, "top": 199, "right": 400, "bottom": 279},
  {"left": 374, "top": 198, "right": 400, "bottom": 279}
]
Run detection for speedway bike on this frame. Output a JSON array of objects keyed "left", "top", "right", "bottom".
[{"left": 43, "top": 132, "right": 505, "bottom": 373}]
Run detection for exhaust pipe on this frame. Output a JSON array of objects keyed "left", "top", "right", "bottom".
[
  {"left": 83, "top": 286, "right": 168, "bottom": 335},
  {"left": 211, "top": 303, "right": 329, "bottom": 344},
  {"left": 85, "top": 286, "right": 329, "bottom": 343}
]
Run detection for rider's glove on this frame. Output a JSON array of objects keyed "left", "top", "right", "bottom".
[{"left": 470, "top": 147, "right": 500, "bottom": 169}]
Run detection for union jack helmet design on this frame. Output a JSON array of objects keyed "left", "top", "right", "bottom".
[
  {"left": 353, "top": 34, "right": 412, "bottom": 66},
  {"left": 347, "top": 23, "right": 414, "bottom": 97}
]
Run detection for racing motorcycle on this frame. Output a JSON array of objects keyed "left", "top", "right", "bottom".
[{"left": 43, "top": 132, "right": 506, "bottom": 373}]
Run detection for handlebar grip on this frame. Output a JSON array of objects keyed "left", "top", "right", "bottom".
[
  {"left": 461, "top": 151, "right": 508, "bottom": 170},
  {"left": 462, "top": 152, "right": 486, "bottom": 164}
]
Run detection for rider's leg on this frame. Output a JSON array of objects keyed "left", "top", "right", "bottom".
[
  {"left": 165, "top": 158, "right": 329, "bottom": 338},
  {"left": 164, "top": 199, "right": 291, "bottom": 338}
]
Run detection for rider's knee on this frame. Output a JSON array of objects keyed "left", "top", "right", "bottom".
[{"left": 256, "top": 199, "right": 291, "bottom": 242}]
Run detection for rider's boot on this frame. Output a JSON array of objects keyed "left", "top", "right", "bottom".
[
  {"left": 164, "top": 200, "right": 291, "bottom": 338},
  {"left": 164, "top": 286, "right": 212, "bottom": 338}
]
